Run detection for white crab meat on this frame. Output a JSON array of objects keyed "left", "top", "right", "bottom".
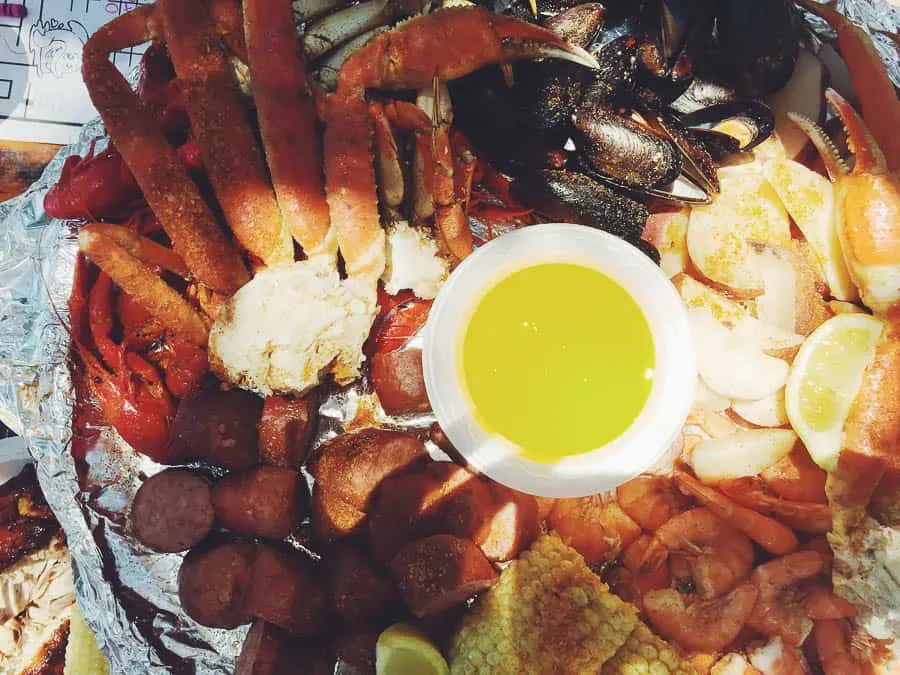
[{"left": 381, "top": 221, "right": 450, "bottom": 300}]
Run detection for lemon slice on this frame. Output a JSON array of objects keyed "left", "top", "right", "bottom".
[
  {"left": 376, "top": 623, "right": 450, "bottom": 675},
  {"left": 785, "top": 313, "right": 884, "bottom": 470}
]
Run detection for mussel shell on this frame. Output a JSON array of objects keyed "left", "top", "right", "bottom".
[
  {"left": 543, "top": 3, "right": 606, "bottom": 50},
  {"left": 583, "top": 35, "right": 640, "bottom": 108},
  {"left": 669, "top": 77, "right": 739, "bottom": 114},
  {"left": 715, "top": 0, "right": 800, "bottom": 97},
  {"left": 510, "top": 169, "right": 649, "bottom": 240},
  {"left": 572, "top": 105, "right": 683, "bottom": 190},
  {"left": 629, "top": 237, "right": 661, "bottom": 265},
  {"left": 678, "top": 100, "right": 775, "bottom": 152},
  {"left": 514, "top": 61, "right": 586, "bottom": 131}
]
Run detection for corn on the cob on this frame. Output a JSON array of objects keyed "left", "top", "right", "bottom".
[
  {"left": 448, "top": 532, "right": 639, "bottom": 674},
  {"left": 601, "top": 622, "right": 700, "bottom": 674}
]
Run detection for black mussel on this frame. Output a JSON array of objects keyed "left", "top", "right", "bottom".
[
  {"left": 678, "top": 100, "right": 775, "bottom": 152},
  {"left": 629, "top": 237, "right": 661, "bottom": 265},
  {"left": 572, "top": 105, "right": 683, "bottom": 190},
  {"left": 684, "top": 128, "right": 742, "bottom": 162},
  {"left": 449, "top": 69, "right": 569, "bottom": 172},
  {"left": 583, "top": 35, "right": 640, "bottom": 108},
  {"left": 715, "top": 0, "right": 800, "bottom": 97},
  {"left": 635, "top": 0, "right": 715, "bottom": 80},
  {"left": 510, "top": 169, "right": 649, "bottom": 240},
  {"left": 669, "top": 77, "right": 740, "bottom": 114},
  {"left": 514, "top": 61, "right": 586, "bottom": 131},
  {"left": 651, "top": 112, "right": 719, "bottom": 194},
  {"left": 544, "top": 3, "right": 606, "bottom": 50}
]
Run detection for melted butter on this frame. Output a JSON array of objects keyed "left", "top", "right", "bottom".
[{"left": 461, "top": 263, "right": 655, "bottom": 463}]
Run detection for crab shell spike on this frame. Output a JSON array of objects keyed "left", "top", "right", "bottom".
[
  {"left": 336, "top": 7, "right": 598, "bottom": 94},
  {"left": 825, "top": 89, "right": 887, "bottom": 175},
  {"left": 786, "top": 112, "right": 850, "bottom": 182}
]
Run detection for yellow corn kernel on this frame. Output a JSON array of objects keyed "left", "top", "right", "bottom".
[{"left": 602, "top": 622, "right": 700, "bottom": 675}]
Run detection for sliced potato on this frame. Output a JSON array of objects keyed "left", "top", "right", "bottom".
[
  {"left": 642, "top": 207, "right": 689, "bottom": 278},
  {"left": 828, "top": 300, "right": 867, "bottom": 315},
  {"left": 731, "top": 387, "right": 789, "bottom": 428},
  {"left": 687, "top": 165, "right": 791, "bottom": 297},
  {"left": 673, "top": 274, "right": 746, "bottom": 326},
  {"left": 763, "top": 158, "right": 857, "bottom": 301},
  {"left": 754, "top": 245, "right": 829, "bottom": 337},
  {"left": 694, "top": 376, "right": 730, "bottom": 412},
  {"left": 688, "top": 428, "right": 798, "bottom": 483}
]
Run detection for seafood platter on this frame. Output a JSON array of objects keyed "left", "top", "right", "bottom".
[{"left": 0, "top": 0, "right": 898, "bottom": 672}]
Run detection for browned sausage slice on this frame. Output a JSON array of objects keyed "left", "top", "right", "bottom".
[
  {"left": 212, "top": 466, "right": 307, "bottom": 540},
  {"left": 179, "top": 541, "right": 255, "bottom": 628},
  {"left": 172, "top": 385, "right": 263, "bottom": 470},
  {"left": 311, "top": 486, "right": 368, "bottom": 541},
  {"left": 474, "top": 482, "right": 540, "bottom": 562},
  {"left": 236, "top": 621, "right": 334, "bottom": 675},
  {"left": 369, "top": 470, "right": 438, "bottom": 562},
  {"left": 371, "top": 348, "right": 430, "bottom": 416},
  {"left": 258, "top": 392, "right": 319, "bottom": 469},
  {"left": 130, "top": 469, "right": 214, "bottom": 553},
  {"left": 244, "top": 545, "right": 327, "bottom": 637},
  {"left": 391, "top": 534, "right": 497, "bottom": 618},
  {"left": 327, "top": 541, "right": 397, "bottom": 626},
  {"left": 309, "top": 428, "right": 427, "bottom": 527}
]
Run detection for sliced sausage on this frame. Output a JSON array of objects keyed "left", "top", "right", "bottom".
[
  {"left": 172, "top": 385, "right": 263, "bottom": 470},
  {"left": 391, "top": 534, "right": 498, "bottom": 618},
  {"left": 212, "top": 466, "right": 307, "bottom": 540},
  {"left": 474, "top": 482, "right": 540, "bottom": 562},
  {"left": 178, "top": 541, "right": 255, "bottom": 628},
  {"left": 327, "top": 540, "right": 397, "bottom": 626},
  {"left": 369, "top": 470, "right": 438, "bottom": 562},
  {"left": 245, "top": 545, "right": 327, "bottom": 637},
  {"left": 310, "top": 428, "right": 427, "bottom": 511},
  {"left": 311, "top": 486, "right": 368, "bottom": 541},
  {"left": 130, "top": 469, "right": 214, "bottom": 553},
  {"left": 259, "top": 392, "right": 319, "bottom": 469},
  {"left": 236, "top": 622, "right": 334, "bottom": 675},
  {"left": 371, "top": 348, "right": 430, "bottom": 415}
]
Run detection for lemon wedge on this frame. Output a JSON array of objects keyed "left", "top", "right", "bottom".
[
  {"left": 376, "top": 623, "right": 450, "bottom": 675},
  {"left": 785, "top": 313, "right": 884, "bottom": 470}
]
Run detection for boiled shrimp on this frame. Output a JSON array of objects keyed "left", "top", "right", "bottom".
[
  {"left": 718, "top": 478, "right": 832, "bottom": 534},
  {"left": 641, "top": 507, "right": 755, "bottom": 599},
  {"left": 813, "top": 620, "right": 866, "bottom": 675},
  {"left": 804, "top": 583, "right": 858, "bottom": 621},
  {"left": 759, "top": 445, "right": 827, "bottom": 504},
  {"left": 548, "top": 495, "right": 641, "bottom": 565},
  {"left": 747, "top": 550, "right": 825, "bottom": 645},
  {"left": 674, "top": 468, "right": 798, "bottom": 555},
  {"left": 606, "top": 534, "right": 671, "bottom": 607},
  {"left": 615, "top": 474, "right": 691, "bottom": 531},
  {"left": 642, "top": 583, "right": 759, "bottom": 653}
]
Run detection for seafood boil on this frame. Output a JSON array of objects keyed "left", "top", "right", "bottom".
[{"left": 15, "top": 0, "right": 900, "bottom": 671}]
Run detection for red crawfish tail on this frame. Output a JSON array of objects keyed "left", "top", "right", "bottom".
[
  {"left": 509, "top": 169, "right": 648, "bottom": 241},
  {"left": 44, "top": 144, "right": 142, "bottom": 220}
]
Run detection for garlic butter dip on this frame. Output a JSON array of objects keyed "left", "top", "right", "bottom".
[{"left": 461, "top": 263, "right": 655, "bottom": 463}]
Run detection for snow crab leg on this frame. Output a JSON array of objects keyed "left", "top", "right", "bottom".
[
  {"left": 81, "top": 5, "right": 249, "bottom": 295},
  {"left": 244, "top": 0, "right": 335, "bottom": 261},
  {"left": 323, "top": 5, "right": 599, "bottom": 280},
  {"left": 158, "top": 0, "right": 293, "bottom": 269}
]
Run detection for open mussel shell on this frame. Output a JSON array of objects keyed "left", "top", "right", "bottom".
[
  {"left": 678, "top": 100, "right": 775, "bottom": 152},
  {"left": 509, "top": 169, "right": 649, "bottom": 240},
  {"left": 543, "top": 3, "right": 606, "bottom": 50},
  {"left": 572, "top": 105, "right": 683, "bottom": 190}
]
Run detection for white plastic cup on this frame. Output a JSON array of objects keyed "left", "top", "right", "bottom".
[{"left": 423, "top": 223, "right": 696, "bottom": 498}]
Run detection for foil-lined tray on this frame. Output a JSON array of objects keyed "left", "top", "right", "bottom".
[{"left": 0, "top": 3, "right": 897, "bottom": 673}]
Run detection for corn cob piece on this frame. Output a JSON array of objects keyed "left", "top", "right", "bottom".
[
  {"left": 448, "top": 532, "right": 639, "bottom": 674},
  {"left": 601, "top": 622, "right": 700, "bottom": 674}
]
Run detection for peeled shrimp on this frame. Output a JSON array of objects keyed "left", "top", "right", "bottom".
[
  {"left": 747, "top": 550, "right": 825, "bottom": 645},
  {"left": 804, "top": 583, "right": 858, "bottom": 620},
  {"left": 548, "top": 495, "right": 641, "bottom": 565},
  {"left": 813, "top": 620, "right": 865, "bottom": 675},
  {"left": 643, "top": 583, "right": 759, "bottom": 653},
  {"left": 674, "top": 468, "right": 799, "bottom": 555},
  {"left": 616, "top": 474, "right": 691, "bottom": 531},
  {"left": 641, "top": 507, "right": 755, "bottom": 599}
]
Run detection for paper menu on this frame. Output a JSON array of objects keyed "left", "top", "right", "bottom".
[{"left": 0, "top": 0, "right": 151, "bottom": 145}]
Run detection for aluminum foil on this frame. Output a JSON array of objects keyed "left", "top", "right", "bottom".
[{"left": 0, "top": 3, "right": 897, "bottom": 673}]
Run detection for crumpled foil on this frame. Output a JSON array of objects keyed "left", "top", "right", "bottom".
[{"left": 0, "top": 3, "right": 897, "bottom": 673}]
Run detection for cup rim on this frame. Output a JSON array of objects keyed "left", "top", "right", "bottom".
[{"left": 422, "top": 223, "right": 696, "bottom": 498}]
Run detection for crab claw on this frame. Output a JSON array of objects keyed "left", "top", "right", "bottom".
[
  {"left": 337, "top": 6, "right": 598, "bottom": 93},
  {"left": 795, "top": 0, "right": 900, "bottom": 171}
]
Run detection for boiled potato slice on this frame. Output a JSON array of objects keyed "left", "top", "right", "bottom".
[
  {"left": 689, "top": 308, "right": 791, "bottom": 401},
  {"left": 754, "top": 245, "right": 829, "bottom": 336},
  {"left": 687, "top": 165, "right": 791, "bottom": 297},
  {"left": 731, "top": 387, "right": 789, "bottom": 428},
  {"left": 688, "top": 428, "right": 798, "bottom": 484},
  {"left": 763, "top": 157, "right": 857, "bottom": 301},
  {"left": 694, "top": 376, "right": 730, "bottom": 412}
]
